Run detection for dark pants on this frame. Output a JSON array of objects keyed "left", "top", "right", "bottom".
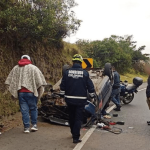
[
  {"left": 101, "top": 104, "right": 109, "bottom": 115},
  {"left": 101, "top": 98, "right": 110, "bottom": 115},
  {"left": 67, "top": 104, "right": 85, "bottom": 140}
]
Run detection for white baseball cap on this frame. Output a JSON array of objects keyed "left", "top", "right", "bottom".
[{"left": 21, "top": 55, "right": 31, "bottom": 60}]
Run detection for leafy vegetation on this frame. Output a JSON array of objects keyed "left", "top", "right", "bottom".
[
  {"left": 0, "top": 0, "right": 81, "bottom": 49},
  {"left": 0, "top": 0, "right": 82, "bottom": 118},
  {"left": 120, "top": 72, "right": 148, "bottom": 84},
  {"left": 0, "top": 1, "right": 149, "bottom": 120},
  {"left": 76, "top": 35, "right": 149, "bottom": 73}
]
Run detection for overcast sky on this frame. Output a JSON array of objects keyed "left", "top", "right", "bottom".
[{"left": 65, "top": 0, "right": 150, "bottom": 54}]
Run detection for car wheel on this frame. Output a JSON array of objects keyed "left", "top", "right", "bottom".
[
  {"left": 62, "top": 64, "right": 70, "bottom": 75},
  {"left": 104, "top": 63, "right": 113, "bottom": 81}
]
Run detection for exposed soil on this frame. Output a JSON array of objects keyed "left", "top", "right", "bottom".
[{"left": 0, "top": 112, "right": 22, "bottom": 133}]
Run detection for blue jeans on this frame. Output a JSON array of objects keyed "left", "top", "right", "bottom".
[
  {"left": 18, "top": 93, "right": 38, "bottom": 128},
  {"left": 111, "top": 88, "right": 121, "bottom": 106}
]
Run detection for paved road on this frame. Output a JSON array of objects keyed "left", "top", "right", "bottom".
[
  {"left": 82, "top": 84, "right": 150, "bottom": 150},
  {"left": 138, "top": 82, "right": 147, "bottom": 90},
  {"left": 0, "top": 118, "right": 89, "bottom": 150},
  {"left": 0, "top": 83, "right": 149, "bottom": 150}
]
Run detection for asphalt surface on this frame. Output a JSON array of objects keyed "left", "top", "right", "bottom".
[
  {"left": 0, "top": 118, "right": 89, "bottom": 150},
  {"left": 0, "top": 83, "right": 149, "bottom": 150},
  {"left": 82, "top": 83, "right": 150, "bottom": 150}
]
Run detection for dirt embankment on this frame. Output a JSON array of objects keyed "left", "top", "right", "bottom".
[{"left": 0, "top": 42, "right": 80, "bottom": 124}]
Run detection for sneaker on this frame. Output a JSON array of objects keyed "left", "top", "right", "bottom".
[
  {"left": 105, "top": 113, "right": 111, "bottom": 116},
  {"left": 24, "top": 128, "right": 30, "bottom": 133},
  {"left": 103, "top": 115, "right": 111, "bottom": 119},
  {"left": 31, "top": 124, "right": 38, "bottom": 131}
]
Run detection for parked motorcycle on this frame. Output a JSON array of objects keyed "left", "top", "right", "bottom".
[{"left": 120, "top": 77, "right": 143, "bottom": 104}]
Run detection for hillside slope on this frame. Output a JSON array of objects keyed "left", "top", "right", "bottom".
[{"left": 0, "top": 42, "right": 80, "bottom": 120}]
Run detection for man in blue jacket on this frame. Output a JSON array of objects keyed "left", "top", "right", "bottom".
[
  {"left": 60, "top": 54, "right": 95, "bottom": 143},
  {"left": 111, "top": 66, "right": 121, "bottom": 111},
  {"left": 145, "top": 64, "right": 150, "bottom": 109},
  {"left": 146, "top": 73, "right": 150, "bottom": 110}
]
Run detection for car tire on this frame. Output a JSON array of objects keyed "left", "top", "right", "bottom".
[
  {"left": 62, "top": 64, "right": 70, "bottom": 75},
  {"left": 104, "top": 63, "right": 113, "bottom": 80}
]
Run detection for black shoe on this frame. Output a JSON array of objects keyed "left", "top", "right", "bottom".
[
  {"left": 73, "top": 139, "right": 82, "bottom": 144},
  {"left": 147, "top": 121, "right": 150, "bottom": 125},
  {"left": 114, "top": 107, "right": 121, "bottom": 111},
  {"left": 114, "top": 104, "right": 121, "bottom": 111}
]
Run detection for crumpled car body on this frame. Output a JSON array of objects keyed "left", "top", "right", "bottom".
[{"left": 39, "top": 63, "right": 113, "bottom": 127}]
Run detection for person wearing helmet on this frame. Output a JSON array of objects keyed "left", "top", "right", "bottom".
[
  {"left": 60, "top": 54, "right": 95, "bottom": 143},
  {"left": 5, "top": 55, "right": 47, "bottom": 133}
]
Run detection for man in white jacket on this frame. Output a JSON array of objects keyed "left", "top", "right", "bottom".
[{"left": 5, "top": 55, "right": 47, "bottom": 133}]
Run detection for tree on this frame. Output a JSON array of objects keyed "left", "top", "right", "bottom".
[
  {"left": 76, "top": 35, "right": 147, "bottom": 73},
  {"left": 0, "top": 0, "right": 81, "bottom": 49}
]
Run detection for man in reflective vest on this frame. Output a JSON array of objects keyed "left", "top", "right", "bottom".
[{"left": 60, "top": 54, "right": 95, "bottom": 143}]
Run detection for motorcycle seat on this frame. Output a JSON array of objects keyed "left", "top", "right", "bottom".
[{"left": 126, "top": 84, "right": 136, "bottom": 91}]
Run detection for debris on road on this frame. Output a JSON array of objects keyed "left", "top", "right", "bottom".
[
  {"left": 103, "top": 115, "right": 111, "bottom": 119},
  {"left": 97, "top": 122, "right": 122, "bottom": 134},
  {"left": 82, "top": 128, "right": 87, "bottom": 131},
  {"left": 113, "top": 114, "right": 118, "bottom": 117},
  {"left": 128, "top": 127, "right": 134, "bottom": 129},
  {"left": 147, "top": 121, "right": 150, "bottom": 125},
  {"left": 109, "top": 121, "right": 125, "bottom": 125},
  {"left": 116, "top": 121, "right": 125, "bottom": 125},
  {"left": 109, "top": 122, "right": 116, "bottom": 125},
  {"left": 97, "top": 123, "right": 107, "bottom": 128}
]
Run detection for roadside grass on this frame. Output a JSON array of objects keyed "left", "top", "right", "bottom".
[
  {"left": 63, "top": 42, "right": 86, "bottom": 62},
  {"left": 0, "top": 92, "right": 19, "bottom": 122},
  {"left": 63, "top": 42, "right": 80, "bottom": 60},
  {"left": 120, "top": 73, "right": 148, "bottom": 84}
]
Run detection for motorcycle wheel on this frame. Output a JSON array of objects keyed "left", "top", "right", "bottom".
[{"left": 122, "top": 93, "right": 134, "bottom": 104}]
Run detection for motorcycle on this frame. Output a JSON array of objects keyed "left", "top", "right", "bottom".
[{"left": 120, "top": 77, "right": 143, "bottom": 104}]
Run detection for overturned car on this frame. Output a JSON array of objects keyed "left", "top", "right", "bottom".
[{"left": 39, "top": 63, "right": 113, "bottom": 127}]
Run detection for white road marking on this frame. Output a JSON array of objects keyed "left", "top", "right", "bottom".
[
  {"left": 138, "top": 88, "right": 146, "bottom": 92},
  {"left": 73, "top": 87, "right": 146, "bottom": 150},
  {"left": 73, "top": 126, "right": 96, "bottom": 150},
  {"left": 73, "top": 104, "right": 115, "bottom": 150},
  {"left": 106, "top": 104, "right": 116, "bottom": 113}
]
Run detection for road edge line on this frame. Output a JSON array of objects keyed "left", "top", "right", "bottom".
[
  {"left": 106, "top": 104, "right": 116, "bottom": 113},
  {"left": 73, "top": 104, "right": 115, "bottom": 150},
  {"left": 138, "top": 88, "right": 146, "bottom": 92},
  {"left": 73, "top": 126, "right": 96, "bottom": 150}
]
